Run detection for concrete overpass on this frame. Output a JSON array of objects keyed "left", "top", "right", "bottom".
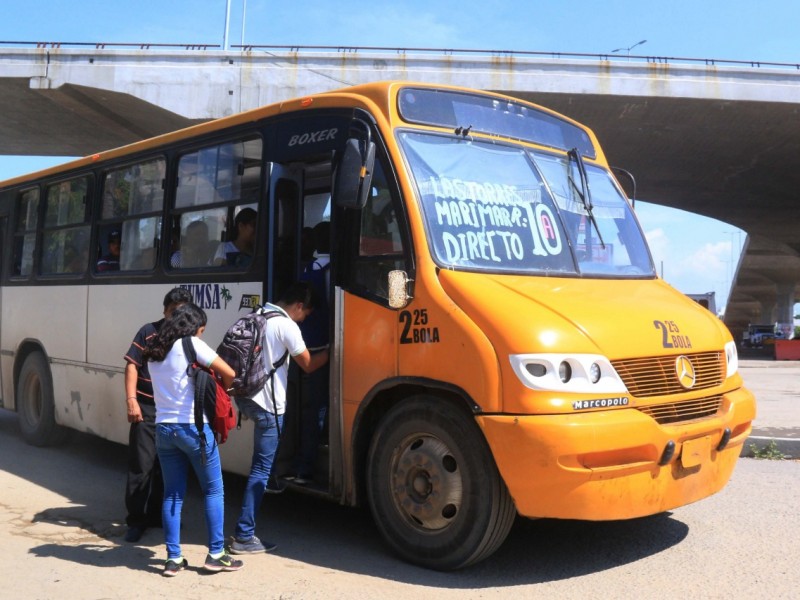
[{"left": 3, "top": 44, "right": 800, "bottom": 341}]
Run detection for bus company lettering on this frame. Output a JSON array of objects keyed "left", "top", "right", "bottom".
[
  {"left": 180, "top": 284, "right": 230, "bottom": 310},
  {"left": 288, "top": 128, "right": 338, "bottom": 147},
  {"left": 572, "top": 397, "right": 630, "bottom": 411}
]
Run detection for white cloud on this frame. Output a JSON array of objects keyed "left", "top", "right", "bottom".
[
  {"left": 661, "top": 240, "right": 733, "bottom": 298},
  {"left": 682, "top": 241, "right": 731, "bottom": 278}
]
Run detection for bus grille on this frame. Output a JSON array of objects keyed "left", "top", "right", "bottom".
[
  {"left": 611, "top": 352, "right": 725, "bottom": 397},
  {"left": 636, "top": 395, "right": 723, "bottom": 425}
]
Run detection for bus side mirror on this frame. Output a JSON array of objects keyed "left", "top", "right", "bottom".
[
  {"left": 611, "top": 166, "right": 637, "bottom": 208},
  {"left": 333, "top": 137, "right": 375, "bottom": 210},
  {"left": 388, "top": 270, "right": 413, "bottom": 309}
]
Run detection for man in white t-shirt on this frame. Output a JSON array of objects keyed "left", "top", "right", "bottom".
[{"left": 229, "top": 282, "right": 329, "bottom": 555}]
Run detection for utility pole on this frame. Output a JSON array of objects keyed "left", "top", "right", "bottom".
[
  {"left": 241, "top": 0, "right": 248, "bottom": 48},
  {"left": 223, "top": 0, "right": 232, "bottom": 51}
]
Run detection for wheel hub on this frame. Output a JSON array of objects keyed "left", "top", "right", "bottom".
[{"left": 391, "top": 434, "right": 463, "bottom": 530}]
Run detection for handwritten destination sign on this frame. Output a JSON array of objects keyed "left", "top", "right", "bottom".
[
  {"left": 402, "top": 131, "right": 575, "bottom": 273},
  {"left": 422, "top": 175, "right": 565, "bottom": 267}
]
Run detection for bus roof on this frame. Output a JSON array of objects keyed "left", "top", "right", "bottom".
[{"left": 0, "top": 80, "right": 598, "bottom": 190}]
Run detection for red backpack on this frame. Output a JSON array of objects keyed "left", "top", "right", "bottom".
[{"left": 182, "top": 337, "right": 236, "bottom": 448}]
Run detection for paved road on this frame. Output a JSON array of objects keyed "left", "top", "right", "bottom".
[
  {"left": 0, "top": 395, "right": 798, "bottom": 599},
  {"left": 739, "top": 358, "right": 800, "bottom": 458}
]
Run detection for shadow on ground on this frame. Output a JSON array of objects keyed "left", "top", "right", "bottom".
[{"left": 1, "top": 411, "right": 688, "bottom": 588}]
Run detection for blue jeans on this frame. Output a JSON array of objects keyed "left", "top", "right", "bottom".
[
  {"left": 234, "top": 399, "right": 283, "bottom": 541},
  {"left": 156, "top": 423, "right": 224, "bottom": 559}
]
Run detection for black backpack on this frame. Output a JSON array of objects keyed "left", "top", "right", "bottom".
[{"left": 216, "top": 308, "right": 289, "bottom": 398}]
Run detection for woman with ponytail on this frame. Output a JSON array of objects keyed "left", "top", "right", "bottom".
[{"left": 143, "top": 303, "right": 241, "bottom": 577}]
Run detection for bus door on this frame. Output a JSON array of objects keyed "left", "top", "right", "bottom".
[
  {"left": 266, "top": 155, "right": 339, "bottom": 494},
  {"left": 336, "top": 146, "right": 412, "bottom": 505},
  {"left": 0, "top": 215, "right": 5, "bottom": 404}
]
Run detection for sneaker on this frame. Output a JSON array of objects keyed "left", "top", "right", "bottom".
[
  {"left": 265, "top": 478, "right": 286, "bottom": 494},
  {"left": 163, "top": 557, "right": 188, "bottom": 577},
  {"left": 124, "top": 525, "right": 145, "bottom": 543},
  {"left": 284, "top": 473, "right": 311, "bottom": 485},
  {"left": 229, "top": 535, "right": 277, "bottom": 554},
  {"left": 203, "top": 552, "right": 244, "bottom": 573}
]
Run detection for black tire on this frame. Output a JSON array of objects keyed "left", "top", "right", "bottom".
[
  {"left": 366, "top": 397, "right": 516, "bottom": 570},
  {"left": 17, "top": 351, "right": 67, "bottom": 447}
]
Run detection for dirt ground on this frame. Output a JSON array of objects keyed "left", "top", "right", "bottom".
[{"left": 1, "top": 365, "right": 798, "bottom": 600}]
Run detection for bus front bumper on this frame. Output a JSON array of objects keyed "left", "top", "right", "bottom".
[{"left": 477, "top": 386, "right": 756, "bottom": 520}]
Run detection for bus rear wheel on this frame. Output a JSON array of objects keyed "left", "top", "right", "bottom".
[
  {"left": 17, "top": 351, "right": 67, "bottom": 447},
  {"left": 366, "top": 397, "right": 515, "bottom": 570}
]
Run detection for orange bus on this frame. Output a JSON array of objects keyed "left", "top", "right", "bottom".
[{"left": 0, "top": 81, "right": 756, "bottom": 569}]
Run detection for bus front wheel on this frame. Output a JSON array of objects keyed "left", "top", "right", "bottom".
[
  {"left": 366, "top": 397, "right": 516, "bottom": 570},
  {"left": 17, "top": 351, "right": 67, "bottom": 447}
]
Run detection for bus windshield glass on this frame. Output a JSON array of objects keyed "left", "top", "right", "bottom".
[
  {"left": 399, "top": 131, "right": 655, "bottom": 277},
  {"left": 397, "top": 87, "right": 596, "bottom": 158},
  {"left": 531, "top": 150, "right": 655, "bottom": 277}
]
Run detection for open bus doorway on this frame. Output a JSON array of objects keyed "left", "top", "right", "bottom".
[{"left": 268, "top": 161, "right": 334, "bottom": 494}]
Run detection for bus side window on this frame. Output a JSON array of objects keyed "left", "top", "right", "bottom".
[
  {"left": 172, "top": 137, "right": 262, "bottom": 271},
  {"left": 98, "top": 158, "right": 165, "bottom": 273},
  {"left": 13, "top": 187, "right": 40, "bottom": 277},
  {"left": 348, "top": 158, "right": 407, "bottom": 301},
  {"left": 41, "top": 176, "right": 91, "bottom": 276},
  {"left": 175, "top": 139, "right": 261, "bottom": 208}
]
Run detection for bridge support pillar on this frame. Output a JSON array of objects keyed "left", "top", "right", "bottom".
[
  {"left": 775, "top": 282, "right": 797, "bottom": 339},
  {"left": 758, "top": 298, "right": 775, "bottom": 324}
]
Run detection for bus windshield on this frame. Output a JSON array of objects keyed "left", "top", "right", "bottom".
[
  {"left": 399, "top": 130, "right": 654, "bottom": 277},
  {"left": 531, "top": 150, "right": 655, "bottom": 277}
]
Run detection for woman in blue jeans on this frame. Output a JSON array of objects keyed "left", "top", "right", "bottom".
[{"left": 143, "top": 303, "right": 240, "bottom": 577}]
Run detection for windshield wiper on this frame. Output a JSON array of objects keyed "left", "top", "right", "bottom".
[{"left": 567, "top": 148, "right": 605, "bottom": 249}]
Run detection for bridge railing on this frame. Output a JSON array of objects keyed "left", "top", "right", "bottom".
[
  {"left": 1, "top": 41, "right": 799, "bottom": 70},
  {"left": 0, "top": 41, "right": 220, "bottom": 50}
]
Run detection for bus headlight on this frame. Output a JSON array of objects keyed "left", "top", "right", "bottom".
[
  {"left": 724, "top": 341, "right": 738, "bottom": 378},
  {"left": 589, "top": 362, "right": 602, "bottom": 383},
  {"left": 558, "top": 361, "right": 572, "bottom": 383},
  {"left": 511, "top": 354, "right": 627, "bottom": 393}
]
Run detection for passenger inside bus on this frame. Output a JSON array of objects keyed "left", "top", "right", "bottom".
[
  {"left": 212, "top": 208, "right": 257, "bottom": 267},
  {"left": 96, "top": 230, "right": 121, "bottom": 272},
  {"left": 65, "top": 244, "right": 89, "bottom": 274},
  {"left": 171, "top": 220, "right": 213, "bottom": 268},
  {"left": 300, "top": 226, "right": 315, "bottom": 263},
  {"left": 291, "top": 221, "right": 331, "bottom": 484}
]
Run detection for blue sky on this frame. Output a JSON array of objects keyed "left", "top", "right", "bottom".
[{"left": 3, "top": 0, "right": 797, "bottom": 310}]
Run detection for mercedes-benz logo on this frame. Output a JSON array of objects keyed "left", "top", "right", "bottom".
[{"left": 675, "top": 355, "right": 696, "bottom": 389}]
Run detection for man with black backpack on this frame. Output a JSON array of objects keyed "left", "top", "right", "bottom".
[{"left": 229, "top": 281, "right": 329, "bottom": 555}]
